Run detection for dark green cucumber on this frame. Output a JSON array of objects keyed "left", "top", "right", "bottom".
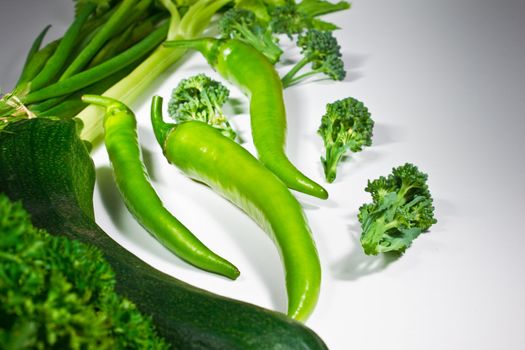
[{"left": 0, "top": 119, "right": 328, "bottom": 350}]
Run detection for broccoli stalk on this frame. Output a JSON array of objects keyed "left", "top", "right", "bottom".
[
  {"left": 219, "top": 8, "right": 283, "bottom": 63},
  {"left": 0, "top": 194, "right": 168, "bottom": 349},
  {"left": 168, "top": 73, "right": 237, "bottom": 139},
  {"left": 281, "top": 29, "right": 346, "bottom": 88},
  {"left": 358, "top": 163, "right": 438, "bottom": 255},
  {"left": 318, "top": 97, "right": 373, "bottom": 182}
]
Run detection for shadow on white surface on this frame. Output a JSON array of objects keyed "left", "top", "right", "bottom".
[
  {"left": 331, "top": 149, "right": 384, "bottom": 183},
  {"left": 95, "top": 165, "right": 205, "bottom": 271},
  {"left": 300, "top": 197, "right": 339, "bottom": 210},
  {"left": 224, "top": 97, "right": 247, "bottom": 116},
  {"left": 331, "top": 217, "right": 400, "bottom": 281},
  {"left": 373, "top": 122, "right": 406, "bottom": 147},
  {"left": 199, "top": 192, "right": 288, "bottom": 312},
  {"left": 96, "top": 166, "right": 125, "bottom": 226},
  {"left": 433, "top": 197, "right": 456, "bottom": 220},
  {"left": 140, "top": 146, "right": 158, "bottom": 181},
  {"left": 342, "top": 53, "right": 369, "bottom": 83}
]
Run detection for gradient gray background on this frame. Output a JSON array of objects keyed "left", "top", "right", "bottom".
[{"left": 1, "top": 1, "right": 524, "bottom": 349}]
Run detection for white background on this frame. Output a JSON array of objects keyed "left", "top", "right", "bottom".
[{"left": 1, "top": 1, "right": 525, "bottom": 349}]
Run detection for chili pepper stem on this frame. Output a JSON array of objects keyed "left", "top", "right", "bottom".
[
  {"left": 164, "top": 38, "right": 220, "bottom": 65},
  {"left": 151, "top": 95, "right": 176, "bottom": 146},
  {"left": 81, "top": 94, "right": 117, "bottom": 108}
]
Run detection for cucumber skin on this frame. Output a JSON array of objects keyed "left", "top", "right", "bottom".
[{"left": 0, "top": 119, "right": 329, "bottom": 350}]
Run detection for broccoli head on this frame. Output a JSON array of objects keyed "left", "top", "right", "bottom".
[
  {"left": 269, "top": 1, "right": 311, "bottom": 36},
  {"left": 168, "top": 73, "right": 237, "bottom": 139},
  {"left": 281, "top": 29, "right": 346, "bottom": 88},
  {"left": 219, "top": 8, "right": 283, "bottom": 63},
  {"left": 318, "top": 97, "right": 374, "bottom": 183},
  {"left": 358, "top": 163, "right": 437, "bottom": 255}
]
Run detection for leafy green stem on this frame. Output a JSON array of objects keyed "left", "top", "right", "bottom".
[
  {"left": 60, "top": 0, "right": 140, "bottom": 80},
  {"left": 29, "top": 3, "right": 96, "bottom": 91},
  {"left": 24, "top": 22, "right": 169, "bottom": 104},
  {"left": 76, "top": 0, "right": 231, "bottom": 144}
]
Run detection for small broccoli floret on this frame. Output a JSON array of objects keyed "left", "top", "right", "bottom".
[
  {"left": 318, "top": 97, "right": 374, "bottom": 183},
  {"left": 281, "top": 29, "right": 346, "bottom": 88},
  {"left": 168, "top": 73, "right": 237, "bottom": 139},
  {"left": 358, "top": 163, "right": 438, "bottom": 255},
  {"left": 269, "top": 0, "right": 350, "bottom": 36},
  {"left": 269, "top": 1, "right": 310, "bottom": 36},
  {"left": 0, "top": 194, "right": 168, "bottom": 349},
  {"left": 219, "top": 8, "right": 283, "bottom": 63}
]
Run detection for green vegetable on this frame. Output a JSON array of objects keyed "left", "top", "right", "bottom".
[
  {"left": 152, "top": 96, "right": 322, "bottom": 321},
  {"left": 82, "top": 94, "right": 240, "bottom": 279},
  {"left": 296, "top": 0, "right": 351, "bottom": 18},
  {"left": 23, "top": 23, "right": 170, "bottom": 105},
  {"left": 15, "top": 25, "right": 54, "bottom": 87},
  {"left": 269, "top": 0, "right": 350, "bottom": 36},
  {"left": 168, "top": 73, "right": 237, "bottom": 139},
  {"left": 0, "top": 194, "right": 168, "bottom": 349},
  {"left": 0, "top": 118, "right": 329, "bottom": 349},
  {"left": 76, "top": 0, "right": 231, "bottom": 144},
  {"left": 165, "top": 38, "right": 328, "bottom": 199},
  {"left": 35, "top": 63, "right": 138, "bottom": 118},
  {"left": 359, "top": 163, "right": 438, "bottom": 255},
  {"left": 281, "top": 29, "right": 346, "bottom": 88},
  {"left": 58, "top": 0, "right": 149, "bottom": 80},
  {"left": 0, "top": 0, "right": 166, "bottom": 127},
  {"left": 28, "top": 3, "right": 97, "bottom": 92},
  {"left": 318, "top": 97, "right": 374, "bottom": 183},
  {"left": 219, "top": 7, "right": 283, "bottom": 63},
  {"left": 0, "top": 0, "right": 230, "bottom": 145}
]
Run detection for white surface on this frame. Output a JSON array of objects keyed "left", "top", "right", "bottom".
[{"left": 2, "top": 1, "right": 525, "bottom": 349}]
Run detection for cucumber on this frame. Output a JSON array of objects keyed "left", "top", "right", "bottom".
[{"left": 0, "top": 118, "right": 329, "bottom": 350}]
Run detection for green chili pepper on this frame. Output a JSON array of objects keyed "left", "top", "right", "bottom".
[
  {"left": 164, "top": 38, "right": 329, "bottom": 200},
  {"left": 151, "top": 96, "right": 321, "bottom": 321},
  {"left": 81, "top": 94, "right": 240, "bottom": 280}
]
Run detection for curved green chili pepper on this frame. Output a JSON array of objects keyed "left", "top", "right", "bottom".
[
  {"left": 164, "top": 38, "right": 329, "bottom": 200},
  {"left": 81, "top": 94, "right": 240, "bottom": 280},
  {"left": 151, "top": 96, "right": 321, "bottom": 321}
]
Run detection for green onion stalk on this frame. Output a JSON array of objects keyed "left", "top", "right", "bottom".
[
  {"left": 77, "top": 0, "right": 231, "bottom": 144},
  {"left": 0, "top": 0, "right": 231, "bottom": 145}
]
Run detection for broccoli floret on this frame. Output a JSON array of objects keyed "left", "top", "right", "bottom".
[
  {"left": 269, "top": 1, "right": 310, "bottom": 36},
  {"left": 269, "top": 0, "right": 350, "bottom": 36},
  {"left": 0, "top": 194, "right": 168, "bottom": 349},
  {"left": 318, "top": 97, "right": 374, "bottom": 183},
  {"left": 219, "top": 8, "right": 283, "bottom": 63},
  {"left": 358, "top": 163, "right": 438, "bottom": 255},
  {"left": 281, "top": 29, "right": 346, "bottom": 88},
  {"left": 168, "top": 73, "right": 237, "bottom": 139}
]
